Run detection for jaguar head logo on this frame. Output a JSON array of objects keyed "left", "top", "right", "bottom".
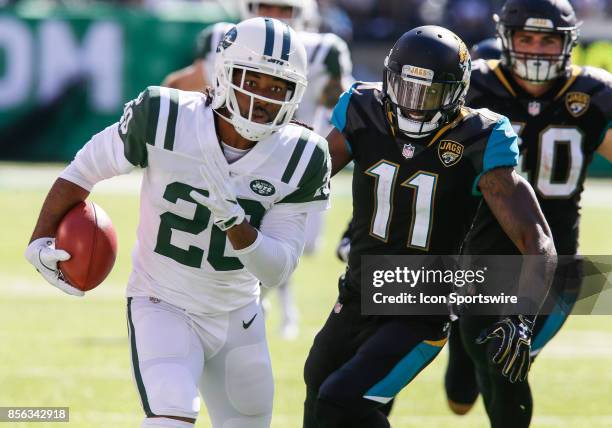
[
  {"left": 565, "top": 92, "right": 590, "bottom": 118},
  {"left": 438, "top": 140, "right": 464, "bottom": 167}
]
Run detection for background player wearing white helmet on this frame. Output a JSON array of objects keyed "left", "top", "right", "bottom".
[
  {"left": 163, "top": 0, "right": 353, "bottom": 339},
  {"left": 25, "top": 17, "right": 330, "bottom": 428}
]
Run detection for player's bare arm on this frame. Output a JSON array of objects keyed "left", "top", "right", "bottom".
[
  {"left": 597, "top": 128, "right": 612, "bottom": 161},
  {"left": 29, "top": 178, "right": 89, "bottom": 243},
  {"left": 477, "top": 167, "right": 557, "bottom": 383},
  {"left": 162, "top": 59, "right": 207, "bottom": 91},
  {"left": 24, "top": 178, "right": 89, "bottom": 297},
  {"left": 225, "top": 222, "right": 259, "bottom": 250},
  {"left": 327, "top": 127, "right": 353, "bottom": 176},
  {"left": 319, "top": 77, "right": 344, "bottom": 109},
  {"left": 479, "top": 167, "right": 555, "bottom": 257},
  {"left": 479, "top": 167, "right": 557, "bottom": 310}
]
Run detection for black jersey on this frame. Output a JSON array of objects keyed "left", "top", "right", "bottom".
[
  {"left": 331, "top": 82, "right": 519, "bottom": 294},
  {"left": 465, "top": 60, "right": 612, "bottom": 255}
]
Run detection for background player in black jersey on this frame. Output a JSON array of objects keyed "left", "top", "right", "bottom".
[
  {"left": 470, "top": 37, "right": 502, "bottom": 61},
  {"left": 444, "top": 0, "right": 612, "bottom": 426},
  {"left": 302, "top": 25, "right": 557, "bottom": 428}
]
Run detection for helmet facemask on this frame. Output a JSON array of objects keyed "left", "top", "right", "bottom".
[
  {"left": 496, "top": 17, "right": 578, "bottom": 83},
  {"left": 383, "top": 63, "right": 469, "bottom": 138}
]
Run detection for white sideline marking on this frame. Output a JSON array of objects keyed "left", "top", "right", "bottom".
[
  {"left": 7, "top": 367, "right": 128, "bottom": 380},
  {"left": 0, "top": 163, "right": 143, "bottom": 195},
  {"left": 1, "top": 276, "right": 126, "bottom": 300}
]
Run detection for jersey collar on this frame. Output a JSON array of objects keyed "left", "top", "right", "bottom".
[
  {"left": 197, "top": 104, "right": 279, "bottom": 176},
  {"left": 489, "top": 59, "right": 581, "bottom": 102}
]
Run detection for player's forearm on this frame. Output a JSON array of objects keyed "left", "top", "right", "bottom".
[
  {"left": 29, "top": 178, "right": 90, "bottom": 243},
  {"left": 319, "top": 77, "right": 344, "bottom": 108},
  {"left": 596, "top": 129, "right": 612, "bottom": 161},
  {"left": 480, "top": 168, "right": 557, "bottom": 313},
  {"left": 327, "top": 128, "right": 353, "bottom": 176}
]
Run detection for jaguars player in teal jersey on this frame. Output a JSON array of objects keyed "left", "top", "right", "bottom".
[
  {"left": 443, "top": 0, "right": 612, "bottom": 427},
  {"left": 303, "top": 25, "right": 557, "bottom": 428},
  {"left": 164, "top": 0, "right": 353, "bottom": 339}
]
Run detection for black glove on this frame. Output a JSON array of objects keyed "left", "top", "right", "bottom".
[{"left": 476, "top": 315, "right": 534, "bottom": 383}]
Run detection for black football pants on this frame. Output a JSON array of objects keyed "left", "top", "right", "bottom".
[{"left": 303, "top": 298, "right": 448, "bottom": 428}]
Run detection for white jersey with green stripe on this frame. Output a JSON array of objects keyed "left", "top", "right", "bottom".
[
  {"left": 196, "top": 23, "right": 353, "bottom": 133},
  {"left": 61, "top": 86, "right": 330, "bottom": 314}
]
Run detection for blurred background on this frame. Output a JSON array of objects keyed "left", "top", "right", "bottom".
[
  {"left": 1, "top": 1, "right": 611, "bottom": 427},
  {"left": 0, "top": 0, "right": 610, "bottom": 171}
]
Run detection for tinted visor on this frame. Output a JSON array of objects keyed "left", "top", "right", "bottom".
[{"left": 386, "top": 70, "right": 464, "bottom": 113}]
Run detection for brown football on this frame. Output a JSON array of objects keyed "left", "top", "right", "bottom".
[{"left": 56, "top": 201, "right": 117, "bottom": 291}]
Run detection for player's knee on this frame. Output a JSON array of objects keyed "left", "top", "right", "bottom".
[
  {"left": 144, "top": 363, "right": 200, "bottom": 418},
  {"left": 225, "top": 342, "right": 274, "bottom": 416},
  {"left": 303, "top": 352, "right": 327, "bottom": 393},
  {"left": 316, "top": 375, "right": 361, "bottom": 416},
  {"left": 314, "top": 395, "right": 375, "bottom": 427}
]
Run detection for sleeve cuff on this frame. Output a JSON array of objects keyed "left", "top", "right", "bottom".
[{"left": 59, "top": 166, "right": 95, "bottom": 192}]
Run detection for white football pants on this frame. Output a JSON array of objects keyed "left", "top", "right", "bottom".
[{"left": 127, "top": 296, "right": 273, "bottom": 428}]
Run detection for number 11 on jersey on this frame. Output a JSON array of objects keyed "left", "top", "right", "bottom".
[{"left": 366, "top": 160, "right": 438, "bottom": 250}]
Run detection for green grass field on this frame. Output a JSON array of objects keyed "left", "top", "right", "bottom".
[{"left": 1, "top": 163, "right": 611, "bottom": 427}]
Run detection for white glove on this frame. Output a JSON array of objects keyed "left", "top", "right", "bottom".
[
  {"left": 190, "top": 159, "right": 245, "bottom": 231},
  {"left": 336, "top": 237, "right": 351, "bottom": 263},
  {"left": 24, "top": 237, "right": 84, "bottom": 297}
]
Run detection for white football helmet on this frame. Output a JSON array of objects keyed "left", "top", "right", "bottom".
[
  {"left": 302, "top": 0, "right": 321, "bottom": 32},
  {"left": 238, "top": 0, "right": 307, "bottom": 30},
  {"left": 212, "top": 17, "right": 308, "bottom": 141}
]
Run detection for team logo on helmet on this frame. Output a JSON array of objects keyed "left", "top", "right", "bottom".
[
  {"left": 565, "top": 92, "right": 590, "bottom": 117},
  {"left": 524, "top": 17, "right": 554, "bottom": 29},
  {"left": 250, "top": 179, "right": 276, "bottom": 196},
  {"left": 438, "top": 140, "right": 464, "bottom": 167},
  {"left": 458, "top": 41, "right": 469, "bottom": 65},
  {"left": 217, "top": 26, "right": 238, "bottom": 53}
]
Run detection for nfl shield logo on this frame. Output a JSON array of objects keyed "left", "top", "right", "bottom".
[
  {"left": 402, "top": 144, "right": 415, "bottom": 159},
  {"left": 333, "top": 301, "right": 343, "bottom": 314},
  {"left": 528, "top": 100, "right": 541, "bottom": 116}
]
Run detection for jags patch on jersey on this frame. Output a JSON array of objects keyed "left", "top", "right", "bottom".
[
  {"left": 438, "top": 140, "right": 464, "bottom": 167},
  {"left": 565, "top": 91, "right": 590, "bottom": 117}
]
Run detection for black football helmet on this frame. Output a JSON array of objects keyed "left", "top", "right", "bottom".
[
  {"left": 470, "top": 37, "right": 502, "bottom": 61},
  {"left": 383, "top": 25, "right": 471, "bottom": 139},
  {"left": 495, "top": 0, "right": 580, "bottom": 83}
]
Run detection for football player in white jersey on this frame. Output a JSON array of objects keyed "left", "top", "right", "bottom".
[
  {"left": 25, "top": 17, "right": 330, "bottom": 428},
  {"left": 164, "top": 0, "right": 352, "bottom": 339}
]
